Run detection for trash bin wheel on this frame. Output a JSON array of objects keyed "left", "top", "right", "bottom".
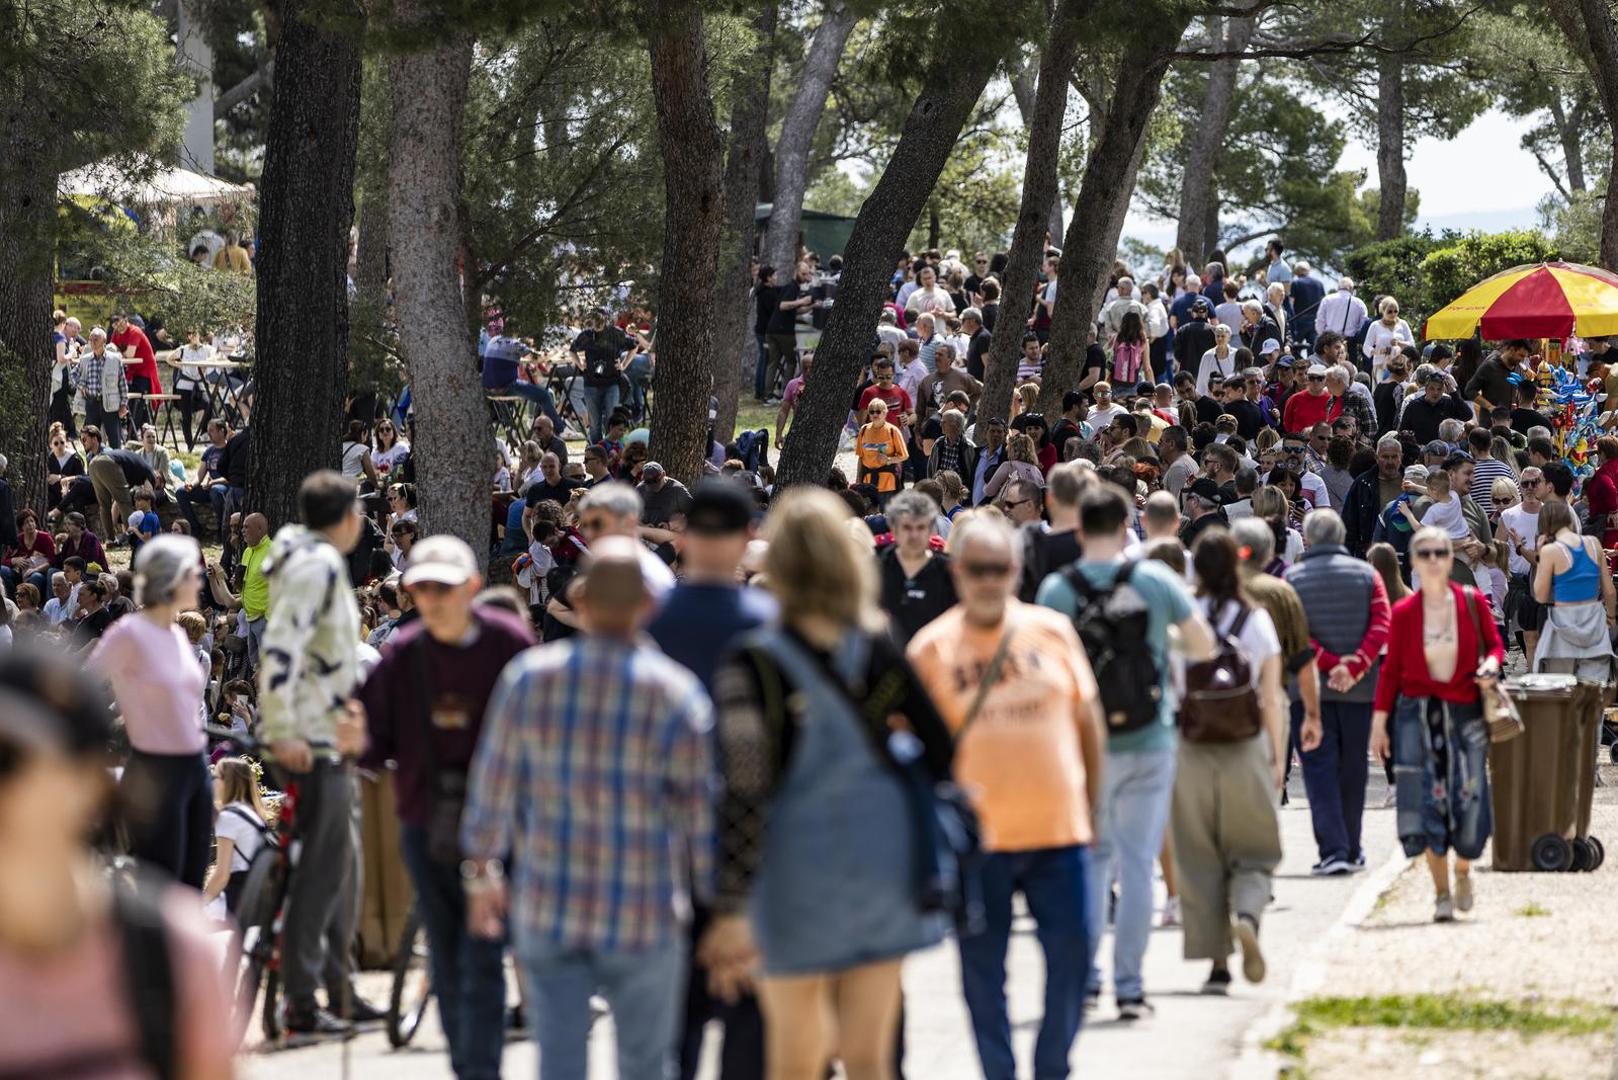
[
  {"left": 1571, "top": 837, "right": 1596, "bottom": 872},
  {"left": 1531, "top": 833, "right": 1573, "bottom": 872},
  {"left": 1609, "top": 741, "right": 1618, "bottom": 764},
  {"left": 1589, "top": 836, "right": 1606, "bottom": 871}
]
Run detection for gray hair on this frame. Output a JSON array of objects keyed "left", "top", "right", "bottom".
[
  {"left": 1185, "top": 274, "right": 1202, "bottom": 290},
  {"left": 940, "top": 408, "right": 965, "bottom": 432},
  {"left": 1242, "top": 299, "right": 1263, "bottom": 315},
  {"left": 886, "top": 489, "right": 938, "bottom": 525},
  {"left": 578, "top": 481, "right": 642, "bottom": 522},
  {"left": 1302, "top": 508, "right": 1346, "bottom": 548},
  {"left": 133, "top": 534, "right": 202, "bottom": 607},
  {"left": 1376, "top": 433, "right": 1402, "bottom": 454},
  {"left": 1328, "top": 364, "right": 1353, "bottom": 387},
  {"left": 1437, "top": 418, "right": 1467, "bottom": 445},
  {"left": 1232, "top": 517, "right": 1275, "bottom": 565},
  {"left": 934, "top": 342, "right": 956, "bottom": 361},
  {"left": 960, "top": 306, "right": 983, "bottom": 324},
  {"left": 950, "top": 511, "right": 1018, "bottom": 563},
  {"left": 1527, "top": 425, "right": 1553, "bottom": 443}
]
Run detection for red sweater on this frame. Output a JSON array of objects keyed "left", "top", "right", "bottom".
[
  {"left": 1281, "top": 388, "right": 1340, "bottom": 434},
  {"left": 1585, "top": 457, "right": 1618, "bottom": 548},
  {"left": 1373, "top": 584, "right": 1505, "bottom": 712}
]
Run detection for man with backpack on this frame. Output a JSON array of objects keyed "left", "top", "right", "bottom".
[
  {"left": 907, "top": 513, "right": 1105, "bottom": 1080},
  {"left": 1036, "top": 485, "right": 1214, "bottom": 1021}
]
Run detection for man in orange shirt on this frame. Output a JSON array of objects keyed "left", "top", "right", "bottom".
[{"left": 907, "top": 514, "right": 1103, "bottom": 1080}]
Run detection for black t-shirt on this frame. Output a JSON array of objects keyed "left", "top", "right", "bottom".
[
  {"left": 878, "top": 549, "right": 958, "bottom": 647},
  {"left": 525, "top": 477, "right": 584, "bottom": 506},
  {"left": 1018, "top": 525, "right": 1082, "bottom": 603},
  {"left": 980, "top": 302, "right": 999, "bottom": 333},
  {"left": 1050, "top": 417, "right": 1081, "bottom": 455},
  {"left": 572, "top": 327, "right": 631, "bottom": 387},
  {"left": 638, "top": 478, "right": 693, "bottom": 526},
  {"left": 1511, "top": 406, "right": 1549, "bottom": 436},
  {"left": 1465, "top": 358, "right": 1516, "bottom": 411},
  {"left": 753, "top": 285, "right": 778, "bottom": 335},
  {"left": 1227, "top": 399, "right": 1269, "bottom": 441},
  {"left": 966, "top": 328, "right": 993, "bottom": 381},
  {"left": 1081, "top": 343, "right": 1107, "bottom": 398},
  {"left": 101, "top": 448, "right": 158, "bottom": 488},
  {"left": 221, "top": 431, "right": 251, "bottom": 488},
  {"left": 767, "top": 281, "right": 809, "bottom": 335},
  {"left": 1373, "top": 382, "right": 1403, "bottom": 434},
  {"left": 1193, "top": 394, "right": 1223, "bottom": 426},
  {"left": 1399, "top": 394, "right": 1472, "bottom": 444}
]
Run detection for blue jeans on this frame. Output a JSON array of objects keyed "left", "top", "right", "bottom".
[
  {"left": 1290, "top": 700, "right": 1372, "bottom": 864},
  {"left": 518, "top": 936, "right": 685, "bottom": 1080},
  {"left": 398, "top": 825, "right": 506, "bottom": 1080},
  {"left": 1087, "top": 747, "right": 1176, "bottom": 1000},
  {"left": 959, "top": 846, "right": 1092, "bottom": 1080},
  {"left": 583, "top": 383, "right": 621, "bottom": 444}
]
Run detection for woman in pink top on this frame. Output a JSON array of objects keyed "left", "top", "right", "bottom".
[
  {"left": 0, "top": 648, "right": 235, "bottom": 1079},
  {"left": 93, "top": 535, "right": 212, "bottom": 887}
]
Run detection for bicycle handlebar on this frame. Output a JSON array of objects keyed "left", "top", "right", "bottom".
[{"left": 204, "top": 725, "right": 337, "bottom": 761}]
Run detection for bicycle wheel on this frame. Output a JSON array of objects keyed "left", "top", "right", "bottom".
[
  {"left": 387, "top": 906, "right": 433, "bottom": 1048},
  {"left": 231, "top": 859, "right": 285, "bottom": 1046}
]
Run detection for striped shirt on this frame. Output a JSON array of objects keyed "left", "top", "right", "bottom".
[
  {"left": 1469, "top": 457, "right": 1517, "bottom": 516},
  {"left": 461, "top": 635, "right": 717, "bottom": 952}
]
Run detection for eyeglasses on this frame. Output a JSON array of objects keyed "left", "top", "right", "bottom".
[
  {"left": 1412, "top": 547, "right": 1450, "bottom": 561},
  {"left": 960, "top": 560, "right": 1013, "bottom": 578},
  {"left": 1000, "top": 499, "right": 1031, "bottom": 511},
  {"left": 1307, "top": 374, "right": 1326, "bottom": 382},
  {"left": 1522, "top": 478, "right": 1543, "bottom": 487}
]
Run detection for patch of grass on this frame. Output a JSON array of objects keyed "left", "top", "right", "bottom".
[
  {"left": 1514, "top": 902, "right": 1552, "bottom": 918},
  {"left": 1267, "top": 994, "right": 1612, "bottom": 1062}
]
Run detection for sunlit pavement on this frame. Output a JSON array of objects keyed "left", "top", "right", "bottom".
[{"left": 241, "top": 770, "right": 1396, "bottom": 1079}]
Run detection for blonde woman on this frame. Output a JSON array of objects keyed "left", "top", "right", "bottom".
[
  {"left": 855, "top": 398, "right": 908, "bottom": 501},
  {"left": 703, "top": 488, "right": 953, "bottom": 1080},
  {"left": 982, "top": 432, "right": 1045, "bottom": 501},
  {"left": 1362, "top": 296, "right": 1414, "bottom": 380},
  {"left": 202, "top": 756, "right": 272, "bottom": 915}
]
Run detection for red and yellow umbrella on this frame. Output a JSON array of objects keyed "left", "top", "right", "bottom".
[{"left": 1424, "top": 261, "right": 1618, "bottom": 341}]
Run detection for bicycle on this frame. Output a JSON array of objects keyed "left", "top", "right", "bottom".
[
  {"left": 206, "top": 725, "right": 341, "bottom": 1046},
  {"left": 385, "top": 901, "right": 432, "bottom": 1047}
]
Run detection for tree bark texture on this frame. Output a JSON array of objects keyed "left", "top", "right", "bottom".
[
  {"left": 775, "top": 50, "right": 999, "bottom": 487},
  {"left": 980, "top": 10, "right": 1085, "bottom": 427},
  {"left": 1375, "top": 52, "right": 1407, "bottom": 240},
  {"left": 387, "top": 18, "right": 485, "bottom": 562},
  {"left": 647, "top": 1, "right": 728, "bottom": 485},
  {"left": 1037, "top": 25, "right": 1188, "bottom": 418},
  {"left": 1549, "top": 0, "right": 1618, "bottom": 267},
  {"left": 713, "top": 2, "right": 778, "bottom": 445},
  {"left": 1173, "top": 15, "right": 1254, "bottom": 265},
  {"left": 0, "top": 93, "right": 54, "bottom": 517},
  {"left": 762, "top": 2, "right": 857, "bottom": 273},
  {"left": 1550, "top": 92, "right": 1587, "bottom": 193},
  {"left": 247, "top": 0, "right": 363, "bottom": 531},
  {"left": 1009, "top": 59, "right": 1068, "bottom": 243}
]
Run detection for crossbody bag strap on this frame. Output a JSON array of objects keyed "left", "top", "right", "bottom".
[
  {"left": 960, "top": 616, "right": 1017, "bottom": 738},
  {"left": 1461, "top": 586, "right": 1486, "bottom": 671}
]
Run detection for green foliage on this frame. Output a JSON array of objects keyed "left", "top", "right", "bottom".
[
  {"left": 1542, "top": 189, "right": 1603, "bottom": 265},
  {"left": 1291, "top": 993, "right": 1611, "bottom": 1036},
  {"left": 1341, "top": 228, "right": 1563, "bottom": 332},
  {"left": 65, "top": 216, "right": 257, "bottom": 339},
  {"left": 1420, "top": 229, "right": 1561, "bottom": 317}
]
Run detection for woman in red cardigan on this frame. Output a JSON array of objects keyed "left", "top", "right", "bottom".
[
  {"left": 1583, "top": 436, "right": 1618, "bottom": 549},
  {"left": 1371, "top": 526, "right": 1504, "bottom": 924}
]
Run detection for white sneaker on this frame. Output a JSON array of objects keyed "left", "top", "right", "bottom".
[
  {"left": 1161, "top": 896, "right": 1181, "bottom": 927},
  {"left": 1232, "top": 915, "right": 1266, "bottom": 984},
  {"left": 1454, "top": 873, "right": 1474, "bottom": 913},
  {"left": 1434, "top": 895, "right": 1455, "bottom": 923}
]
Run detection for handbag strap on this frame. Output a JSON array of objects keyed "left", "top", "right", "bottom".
[
  {"left": 1461, "top": 586, "right": 1487, "bottom": 675},
  {"left": 960, "top": 616, "right": 1018, "bottom": 738}
]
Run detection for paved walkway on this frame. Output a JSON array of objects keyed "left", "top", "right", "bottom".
[{"left": 240, "top": 769, "right": 1395, "bottom": 1080}]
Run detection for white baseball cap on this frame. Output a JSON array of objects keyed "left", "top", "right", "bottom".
[{"left": 401, "top": 535, "right": 478, "bottom": 588}]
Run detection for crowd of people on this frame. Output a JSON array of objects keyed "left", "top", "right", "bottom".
[{"left": 1, "top": 236, "right": 1615, "bottom": 1080}]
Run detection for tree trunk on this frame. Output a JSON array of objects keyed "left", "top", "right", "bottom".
[
  {"left": 980, "top": 10, "right": 1085, "bottom": 427},
  {"left": 1010, "top": 58, "right": 1068, "bottom": 244},
  {"left": 1173, "top": 15, "right": 1253, "bottom": 265},
  {"left": 1375, "top": 52, "right": 1407, "bottom": 240},
  {"left": 176, "top": 0, "right": 214, "bottom": 173},
  {"left": 647, "top": 1, "right": 727, "bottom": 485},
  {"left": 247, "top": 0, "right": 363, "bottom": 530},
  {"left": 1038, "top": 25, "right": 1188, "bottom": 417},
  {"left": 0, "top": 100, "right": 54, "bottom": 517},
  {"left": 1551, "top": 92, "right": 1587, "bottom": 193},
  {"left": 387, "top": 14, "right": 484, "bottom": 562},
  {"left": 712, "top": 2, "right": 778, "bottom": 446},
  {"left": 776, "top": 50, "right": 999, "bottom": 487},
  {"left": 1549, "top": 0, "right": 1618, "bottom": 267},
  {"left": 762, "top": 2, "right": 857, "bottom": 272}
]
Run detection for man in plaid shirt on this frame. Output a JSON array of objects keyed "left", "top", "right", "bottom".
[{"left": 462, "top": 536, "right": 716, "bottom": 1080}]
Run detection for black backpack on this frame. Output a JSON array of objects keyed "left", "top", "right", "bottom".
[
  {"left": 1061, "top": 563, "right": 1162, "bottom": 734},
  {"left": 1181, "top": 605, "right": 1263, "bottom": 744}
]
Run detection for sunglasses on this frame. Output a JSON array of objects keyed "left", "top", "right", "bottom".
[
  {"left": 1283, "top": 445, "right": 1306, "bottom": 455},
  {"left": 960, "top": 561, "right": 1013, "bottom": 578},
  {"left": 1307, "top": 374, "right": 1326, "bottom": 381},
  {"left": 1413, "top": 547, "right": 1450, "bottom": 561},
  {"left": 1000, "top": 498, "right": 1031, "bottom": 510}
]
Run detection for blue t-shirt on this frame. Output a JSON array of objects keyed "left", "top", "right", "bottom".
[
  {"left": 1035, "top": 556, "right": 1195, "bottom": 754},
  {"left": 137, "top": 510, "right": 159, "bottom": 538},
  {"left": 500, "top": 498, "right": 528, "bottom": 555},
  {"left": 647, "top": 583, "right": 777, "bottom": 693},
  {"left": 481, "top": 335, "right": 527, "bottom": 389}
]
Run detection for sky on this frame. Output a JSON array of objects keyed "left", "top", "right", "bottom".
[{"left": 1120, "top": 106, "right": 1557, "bottom": 256}]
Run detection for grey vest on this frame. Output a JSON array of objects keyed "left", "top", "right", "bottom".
[{"left": 1285, "top": 544, "right": 1380, "bottom": 703}]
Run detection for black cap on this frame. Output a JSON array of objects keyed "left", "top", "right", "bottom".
[
  {"left": 1191, "top": 297, "right": 1211, "bottom": 314},
  {"left": 1186, "top": 477, "right": 1225, "bottom": 504},
  {"left": 685, "top": 479, "right": 756, "bottom": 536}
]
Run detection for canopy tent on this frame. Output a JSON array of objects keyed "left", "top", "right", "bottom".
[
  {"left": 755, "top": 204, "right": 858, "bottom": 263},
  {"left": 59, "top": 160, "right": 251, "bottom": 208},
  {"left": 1424, "top": 261, "right": 1618, "bottom": 342}
]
